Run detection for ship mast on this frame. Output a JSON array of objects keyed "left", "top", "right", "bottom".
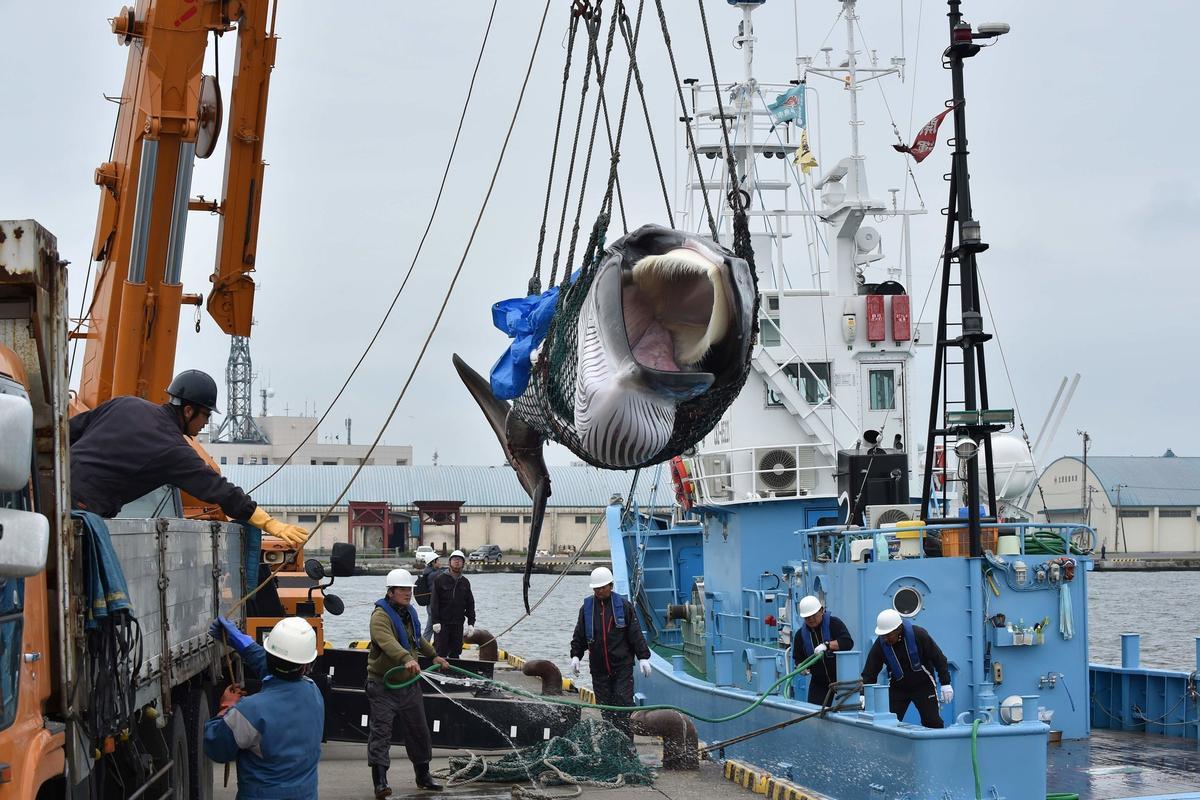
[{"left": 918, "top": 1, "right": 1013, "bottom": 554}]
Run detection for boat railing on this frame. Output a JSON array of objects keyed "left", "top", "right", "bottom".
[
  {"left": 685, "top": 442, "right": 832, "bottom": 505},
  {"left": 794, "top": 522, "right": 1097, "bottom": 563}
]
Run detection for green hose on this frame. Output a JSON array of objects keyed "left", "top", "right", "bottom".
[
  {"left": 1023, "top": 530, "right": 1086, "bottom": 555},
  {"left": 383, "top": 651, "right": 824, "bottom": 725},
  {"left": 970, "top": 714, "right": 1079, "bottom": 800}
]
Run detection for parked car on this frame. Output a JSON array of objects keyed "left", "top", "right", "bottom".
[
  {"left": 469, "top": 544, "right": 504, "bottom": 563},
  {"left": 414, "top": 544, "right": 438, "bottom": 565}
]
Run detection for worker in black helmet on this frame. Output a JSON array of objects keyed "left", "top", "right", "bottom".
[{"left": 68, "top": 370, "right": 307, "bottom": 545}]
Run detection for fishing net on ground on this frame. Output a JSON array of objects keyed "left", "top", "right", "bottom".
[{"left": 444, "top": 717, "right": 655, "bottom": 788}]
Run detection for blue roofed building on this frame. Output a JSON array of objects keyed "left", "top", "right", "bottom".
[
  {"left": 221, "top": 464, "right": 672, "bottom": 553},
  {"left": 1026, "top": 451, "right": 1200, "bottom": 553}
]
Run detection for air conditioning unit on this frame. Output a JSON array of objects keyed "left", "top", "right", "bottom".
[
  {"left": 697, "top": 454, "right": 733, "bottom": 501},
  {"left": 754, "top": 447, "right": 816, "bottom": 497},
  {"left": 865, "top": 503, "right": 922, "bottom": 528}
]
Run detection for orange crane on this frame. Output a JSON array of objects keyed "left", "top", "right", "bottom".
[{"left": 78, "top": 0, "right": 277, "bottom": 410}]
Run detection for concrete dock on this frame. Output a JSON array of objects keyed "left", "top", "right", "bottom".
[{"left": 211, "top": 738, "right": 750, "bottom": 800}]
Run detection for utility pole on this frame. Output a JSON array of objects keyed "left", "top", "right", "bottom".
[
  {"left": 1113, "top": 483, "right": 1128, "bottom": 552},
  {"left": 1076, "top": 429, "right": 1090, "bottom": 519}
]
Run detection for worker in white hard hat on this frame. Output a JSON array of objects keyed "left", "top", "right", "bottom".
[
  {"left": 569, "top": 565, "right": 652, "bottom": 742},
  {"left": 204, "top": 616, "right": 324, "bottom": 799},
  {"left": 860, "top": 608, "right": 953, "bottom": 728},
  {"left": 793, "top": 595, "right": 854, "bottom": 706},
  {"left": 367, "top": 568, "right": 450, "bottom": 795},
  {"left": 429, "top": 549, "right": 476, "bottom": 659}
]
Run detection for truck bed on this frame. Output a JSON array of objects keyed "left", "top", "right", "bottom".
[{"left": 76, "top": 517, "right": 246, "bottom": 709}]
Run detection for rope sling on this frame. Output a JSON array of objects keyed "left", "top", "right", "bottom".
[{"left": 512, "top": 0, "right": 760, "bottom": 471}]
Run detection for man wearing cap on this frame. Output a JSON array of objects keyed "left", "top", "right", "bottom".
[
  {"left": 205, "top": 616, "right": 324, "bottom": 800},
  {"left": 68, "top": 369, "right": 306, "bottom": 545},
  {"left": 367, "top": 568, "right": 450, "bottom": 796},
  {"left": 793, "top": 595, "right": 854, "bottom": 706},
  {"left": 861, "top": 608, "right": 953, "bottom": 728},
  {"left": 414, "top": 550, "right": 442, "bottom": 629},
  {"left": 429, "top": 549, "right": 476, "bottom": 659},
  {"left": 569, "top": 566, "right": 652, "bottom": 740}
]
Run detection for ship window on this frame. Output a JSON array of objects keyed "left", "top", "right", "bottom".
[
  {"left": 893, "top": 587, "right": 922, "bottom": 617},
  {"left": 760, "top": 314, "right": 781, "bottom": 347},
  {"left": 869, "top": 370, "right": 896, "bottom": 410},
  {"left": 767, "top": 362, "right": 831, "bottom": 407}
]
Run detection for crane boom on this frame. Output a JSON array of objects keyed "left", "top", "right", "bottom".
[{"left": 79, "top": 0, "right": 276, "bottom": 409}]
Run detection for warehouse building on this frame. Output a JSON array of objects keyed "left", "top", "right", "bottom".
[
  {"left": 1026, "top": 452, "right": 1200, "bottom": 553},
  {"left": 221, "top": 463, "right": 671, "bottom": 553}
]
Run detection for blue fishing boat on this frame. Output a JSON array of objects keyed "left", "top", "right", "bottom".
[{"left": 607, "top": 2, "right": 1200, "bottom": 798}]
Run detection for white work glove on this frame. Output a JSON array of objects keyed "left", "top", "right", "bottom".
[
  {"left": 638, "top": 659, "right": 652, "bottom": 678},
  {"left": 941, "top": 685, "right": 954, "bottom": 704},
  {"left": 432, "top": 623, "right": 442, "bottom": 634},
  {"left": 570, "top": 656, "right": 581, "bottom": 676},
  {"left": 813, "top": 642, "right": 828, "bottom": 655},
  {"left": 465, "top": 625, "right": 475, "bottom": 638}
]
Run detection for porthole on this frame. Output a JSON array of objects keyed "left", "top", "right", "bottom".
[{"left": 893, "top": 586, "right": 922, "bottom": 617}]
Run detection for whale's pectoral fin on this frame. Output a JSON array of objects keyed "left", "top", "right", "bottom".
[
  {"left": 524, "top": 473, "right": 551, "bottom": 614},
  {"left": 452, "top": 353, "right": 553, "bottom": 614}
]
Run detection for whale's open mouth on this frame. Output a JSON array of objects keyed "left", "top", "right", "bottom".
[{"left": 623, "top": 242, "right": 732, "bottom": 372}]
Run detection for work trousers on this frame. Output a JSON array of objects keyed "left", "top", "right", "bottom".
[
  {"left": 591, "top": 668, "right": 635, "bottom": 741},
  {"left": 807, "top": 677, "right": 831, "bottom": 707},
  {"left": 888, "top": 681, "right": 944, "bottom": 728},
  {"left": 434, "top": 622, "right": 465, "bottom": 659},
  {"left": 365, "top": 679, "right": 433, "bottom": 769}
]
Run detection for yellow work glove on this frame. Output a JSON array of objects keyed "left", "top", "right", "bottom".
[{"left": 249, "top": 507, "right": 309, "bottom": 547}]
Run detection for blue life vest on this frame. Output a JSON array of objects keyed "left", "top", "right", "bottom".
[
  {"left": 375, "top": 599, "right": 422, "bottom": 649},
  {"left": 799, "top": 612, "right": 832, "bottom": 658},
  {"left": 583, "top": 593, "right": 627, "bottom": 643},
  {"left": 881, "top": 619, "right": 922, "bottom": 681}
]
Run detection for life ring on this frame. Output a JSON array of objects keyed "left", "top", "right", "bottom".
[{"left": 670, "top": 456, "right": 695, "bottom": 512}]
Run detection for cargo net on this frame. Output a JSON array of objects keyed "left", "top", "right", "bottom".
[
  {"left": 512, "top": 231, "right": 757, "bottom": 472},
  {"left": 443, "top": 717, "right": 654, "bottom": 790}
]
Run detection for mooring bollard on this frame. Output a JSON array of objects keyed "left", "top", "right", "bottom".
[
  {"left": 464, "top": 627, "right": 499, "bottom": 662},
  {"left": 631, "top": 709, "right": 699, "bottom": 770},
  {"left": 522, "top": 659, "right": 564, "bottom": 695}
]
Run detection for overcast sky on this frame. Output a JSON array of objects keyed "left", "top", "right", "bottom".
[{"left": 4, "top": 1, "right": 1198, "bottom": 469}]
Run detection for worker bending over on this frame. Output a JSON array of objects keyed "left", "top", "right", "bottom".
[
  {"left": 429, "top": 549, "right": 476, "bottom": 659},
  {"left": 793, "top": 595, "right": 854, "bottom": 706},
  {"left": 204, "top": 616, "right": 324, "bottom": 800},
  {"left": 569, "top": 567, "right": 652, "bottom": 741},
  {"left": 69, "top": 369, "right": 306, "bottom": 545},
  {"left": 861, "top": 609, "right": 953, "bottom": 728},
  {"left": 367, "top": 568, "right": 450, "bottom": 796}
]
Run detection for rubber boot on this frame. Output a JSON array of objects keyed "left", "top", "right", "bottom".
[
  {"left": 414, "top": 762, "right": 443, "bottom": 791},
  {"left": 371, "top": 764, "right": 391, "bottom": 799}
]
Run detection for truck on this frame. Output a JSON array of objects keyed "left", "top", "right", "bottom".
[{"left": 0, "top": 220, "right": 255, "bottom": 798}]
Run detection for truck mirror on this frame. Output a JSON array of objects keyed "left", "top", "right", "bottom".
[
  {"left": 304, "top": 558, "right": 326, "bottom": 581},
  {"left": 0, "top": 391, "right": 33, "bottom": 491},
  {"left": 330, "top": 542, "right": 356, "bottom": 577},
  {"left": 0, "top": 508, "right": 50, "bottom": 576},
  {"left": 323, "top": 593, "right": 345, "bottom": 615}
]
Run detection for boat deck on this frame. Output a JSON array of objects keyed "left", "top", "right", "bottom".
[{"left": 1047, "top": 729, "right": 1200, "bottom": 799}]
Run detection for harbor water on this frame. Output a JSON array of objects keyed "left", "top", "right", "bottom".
[{"left": 321, "top": 569, "right": 1200, "bottom": 678}]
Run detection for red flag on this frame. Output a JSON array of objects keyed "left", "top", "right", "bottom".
[{"left": 893, "top": 107, "right": 954, "bottom": 163}]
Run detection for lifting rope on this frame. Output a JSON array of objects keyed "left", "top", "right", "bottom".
[{"left": 223, "top": 0, "right": 558, "bottom": 613}]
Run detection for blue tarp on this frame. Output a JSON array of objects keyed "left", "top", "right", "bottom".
[
  {"left": 73, "top": 510, "right": 133, "bottom": 630},
  {"left": 488, "top": 271, "right": 579, "bottom": 400}
]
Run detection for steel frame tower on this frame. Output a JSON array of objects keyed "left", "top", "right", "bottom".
[{"left": 213, "top": 335, "right": 268, "bottom": 443}]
